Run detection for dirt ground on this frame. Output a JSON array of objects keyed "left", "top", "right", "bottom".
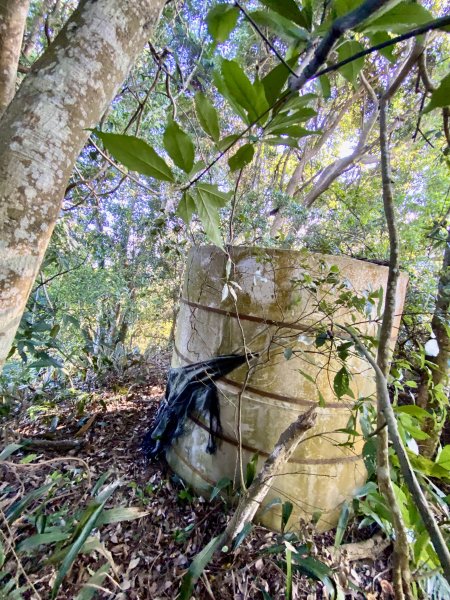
[{"left": 1, "top": 380, "right": 393, "bottom": 599}]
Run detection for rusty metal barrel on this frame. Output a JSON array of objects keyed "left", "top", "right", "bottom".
[{"left": 166, "top": 245, "right": 408, "bottom": 531}]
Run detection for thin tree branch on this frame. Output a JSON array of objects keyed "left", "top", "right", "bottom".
[
  {"left": 289, "top": 0, "right": 391, "bottom": 92},
  {"left": 305, "top": 15, "right": 450, "bottom": 86},
  {"left": 234, "top": 1, "right": 297, "bottom": 77},
  {"left": 339, "top": 323, "right": 450, "bottom": 585}
]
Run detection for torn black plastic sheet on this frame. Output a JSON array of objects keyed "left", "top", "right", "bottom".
[{"left": 143, "top": 353, "right": 255, "bottom": 459}]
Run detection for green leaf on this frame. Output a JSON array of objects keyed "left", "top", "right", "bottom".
[
  {"left": 0, "top": 443, "right": 23, "bottom": 460},
  {"left": 249, "top": 10, "right": 309, "bottom": 42},
  {"left": 176, "top": 192, "right": 197, "bottom": 225},
  {"left": 94, "top": 131, "right": 174, "bottom": 182},
  {"left": 424, "top": 72, "right": 450, "bottom": 113},
  {"left": 194, "top": 93, "right": 220, "bottom": 141},
  {"left": 210, "top": 477, "right": 232, "bottom": 501},
  {"left": 221, "top": 60, "right": 259, "bottom": 122},
  {"left": 337, "top": 41, "right": 365, "bottom": 86},
  {"left": 359, "top": 1, "right": 433, "bottom": 34},
  {"left": 261, "top": 61, "right": 295, "bottom": 105},
  {"left": 216, "top": 134, "right": 240, "bottom": 152},
  {"left": 264, "top": 136, "right": 300, "bottom": 148},
  {"left": 282, "top": 501, "right": 293, "bottom": 531},
  {"left": 163, "top": 120, "right": 195, "bottom": 173},
  {"left": 17, "top": 531, "right": 71, "bottom": 553},
  {"left": 368, "top": 32, "right": 396, "bottom": 63},
  {"left": 333, "top": 367, "right": 351, "bottom": 398},
  {"left": 333, "top": 0, "right": 363, "bottom": 18},
  {"left": 214, "top": 71, "right": 249, "bottom": 124},
  {"left": 96, "top": 507, "right": 149, "bottom": 526},
  {"left": 266, "top": 125, "right": 318, "bottom": 137},
  {"left": 206, "top": 4, "right": 239, "bottom": 43},
  {"left": 319, "top": 74, "right": 331, "bottom": 99},
  {"left": 75, "top": 563, "right": 110, "bottom": 600},
  {"left": 194, "top": 183, "right": 230, "bottom": 248},
  {"left": 291, "top": 554, "right": 335, "bottom": 595},
  {"left": 233, "top": 522, "right": 253, "bottom": 549},
  {"left": 228, "top": 143, "right": 255, "bottom": 172},
  {"left": 51, "top": 502, "right": 105, "bottom": 599},
  {"left": 408, "top": 452, "right": 450, "bottom": 480},
  {"left": 317, "top": 390, "right": 326, "bottom": 408},
  {"left": 260, "top": 0, "right": 308, "bottom": 28},
  {"left": 179, "top": 535, "right": 224, "bottom": 600},
  {"left": 6, "top": 483, "right": 53, "bottom": 524},
  {"left": 245, "top": 453, "right": 259, "bottom": 487},
  {"left": 437, "top": 445, "right": 450, "bottom": 470},
  {"left": 394, "top": 405, "right": 429, "bottom": 420},
  {"left": 334, "top": 501, "right": 350, "bottom": 547}
]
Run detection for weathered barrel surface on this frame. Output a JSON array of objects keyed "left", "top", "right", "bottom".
[{"left": 167, "top": 245, "right": 408, "bottom": 531}]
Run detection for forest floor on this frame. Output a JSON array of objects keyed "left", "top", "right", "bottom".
[{"left": 1, "top": 371, "right": 393, "bottom": 599}]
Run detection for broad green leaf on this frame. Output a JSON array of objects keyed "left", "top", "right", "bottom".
[
  {"left": 221, "top": 60, "right": 259, "bottom": 122},
  {"left": 176, "top": 192, "right": 196, "bottom": 224},
  {"left": 96, "top": 507, "right": 149, "bottom": 526},
  {"left": 245, "top": 452, "right": 259, "bottom": 487},
  {"left": 437, "top": 445, "right": 450, "bottom": 470},
  {"left": 394, "top": 405, "right": 429, "bottom": 420},
  {"left": 319, "top": 74, "right": 331, "bottom": 99},
  {"left": 179, "top": 535, "right": 224, "bottom": 600},
  {"left": 424, "top": 72, "right": 450, "bottom": 113},
  {"left": 266, "top": 125, "right": 318, "bottom": 137},
  {"left": 249, "top": 10, "right": 309, "bottom": 42},
  {"left": 260, "top": 0, "right": 308, "bottom": 29},
  {"left": 368, "top": 32, "right": 397, "bottom": 63},
  {"left": 51, "top": 502, "right": 105, "bottom": 599},
  {"left": 216, "top": 134, "right": 240, "bottom": 152},
  {"left": 194, "top": 93, "right": 220, "bottom": 141},
  {"left": 337, "top": 41, "right": 365, "bottom": 86},
  {"left": 264, "top": 136, "right": 300, "bottom": 148},
  {"left": 75, "top": 563, "right": 110, "bottom": 600},
  {"left": 228, "top": 143, "right": 255, "bottom": 172},
  {"left": 253, "top": 75, "right": 270, "bottom": 123},
  {"left": 214, "top": 71, "right": 249, "bottom": 123},
  {"left": 266, "top": 107, "right": 317, "bottom": 132},
  {"left": 359, "top": 1, "right": 433, "bottom": 34},
  {"left": 281, "top": 501, "right": 293, "bottom": 531},
  {"left": 206, "top": 4, "right": 239, "bottom": 43},
  {"left": 261, "top": 61, "right": 294, "bottom": 105},
  {"left": 197, "top": 183, "right": 230, "bottom": 207},
  {"left": 291, "top": 554, "right": 336, "bottom": 595},
  {"left": 333, "top": 0, "right": 363, "bottom": 18},
  {"left": 94, "top": 131, "right": 174, "bottom": 182},
  {"left": 334, "top": 501, "right": 350, "bottom": 547},
  {"left": 194, "top": 184, "right": 230, "bottom": 248},
  {"left": 333, "top": 367, "right": 351, "bottom": 398},
  {"left": 163, "top": 120, "right": 195, "bottom": 173},
  {"left": 408, "top": 452, "right": 450, "bottom": 480},
  {"left": 17, "top": 531, "right": 71, "bottom": 553}
]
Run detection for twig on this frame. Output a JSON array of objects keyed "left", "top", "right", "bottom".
[
  {"left": 289, "top": 0, "right": 392, "bottom": 91},
  {"left": 312, "top": 15, "right": 450, "bottom": 84},
  {"left": 234, "top": 1, "right": 297, "bottom": 77}
]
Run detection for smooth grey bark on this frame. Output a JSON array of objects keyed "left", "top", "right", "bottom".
[
  {"left": 0, "top": 0, "right": 31, "bottom": 118},
  {"left": 0, "top": 0, "right": 166, "bottom": 368}
]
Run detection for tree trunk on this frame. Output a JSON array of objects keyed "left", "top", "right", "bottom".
[
  {"left": 0, "top": 0, "right": 165, "bottom": 368},
  {"left": 0, "top": 0, "right": 31, "bottom": 118},
  {"left": 417, "top": 225, "right": 450, "bottom": 456}
]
